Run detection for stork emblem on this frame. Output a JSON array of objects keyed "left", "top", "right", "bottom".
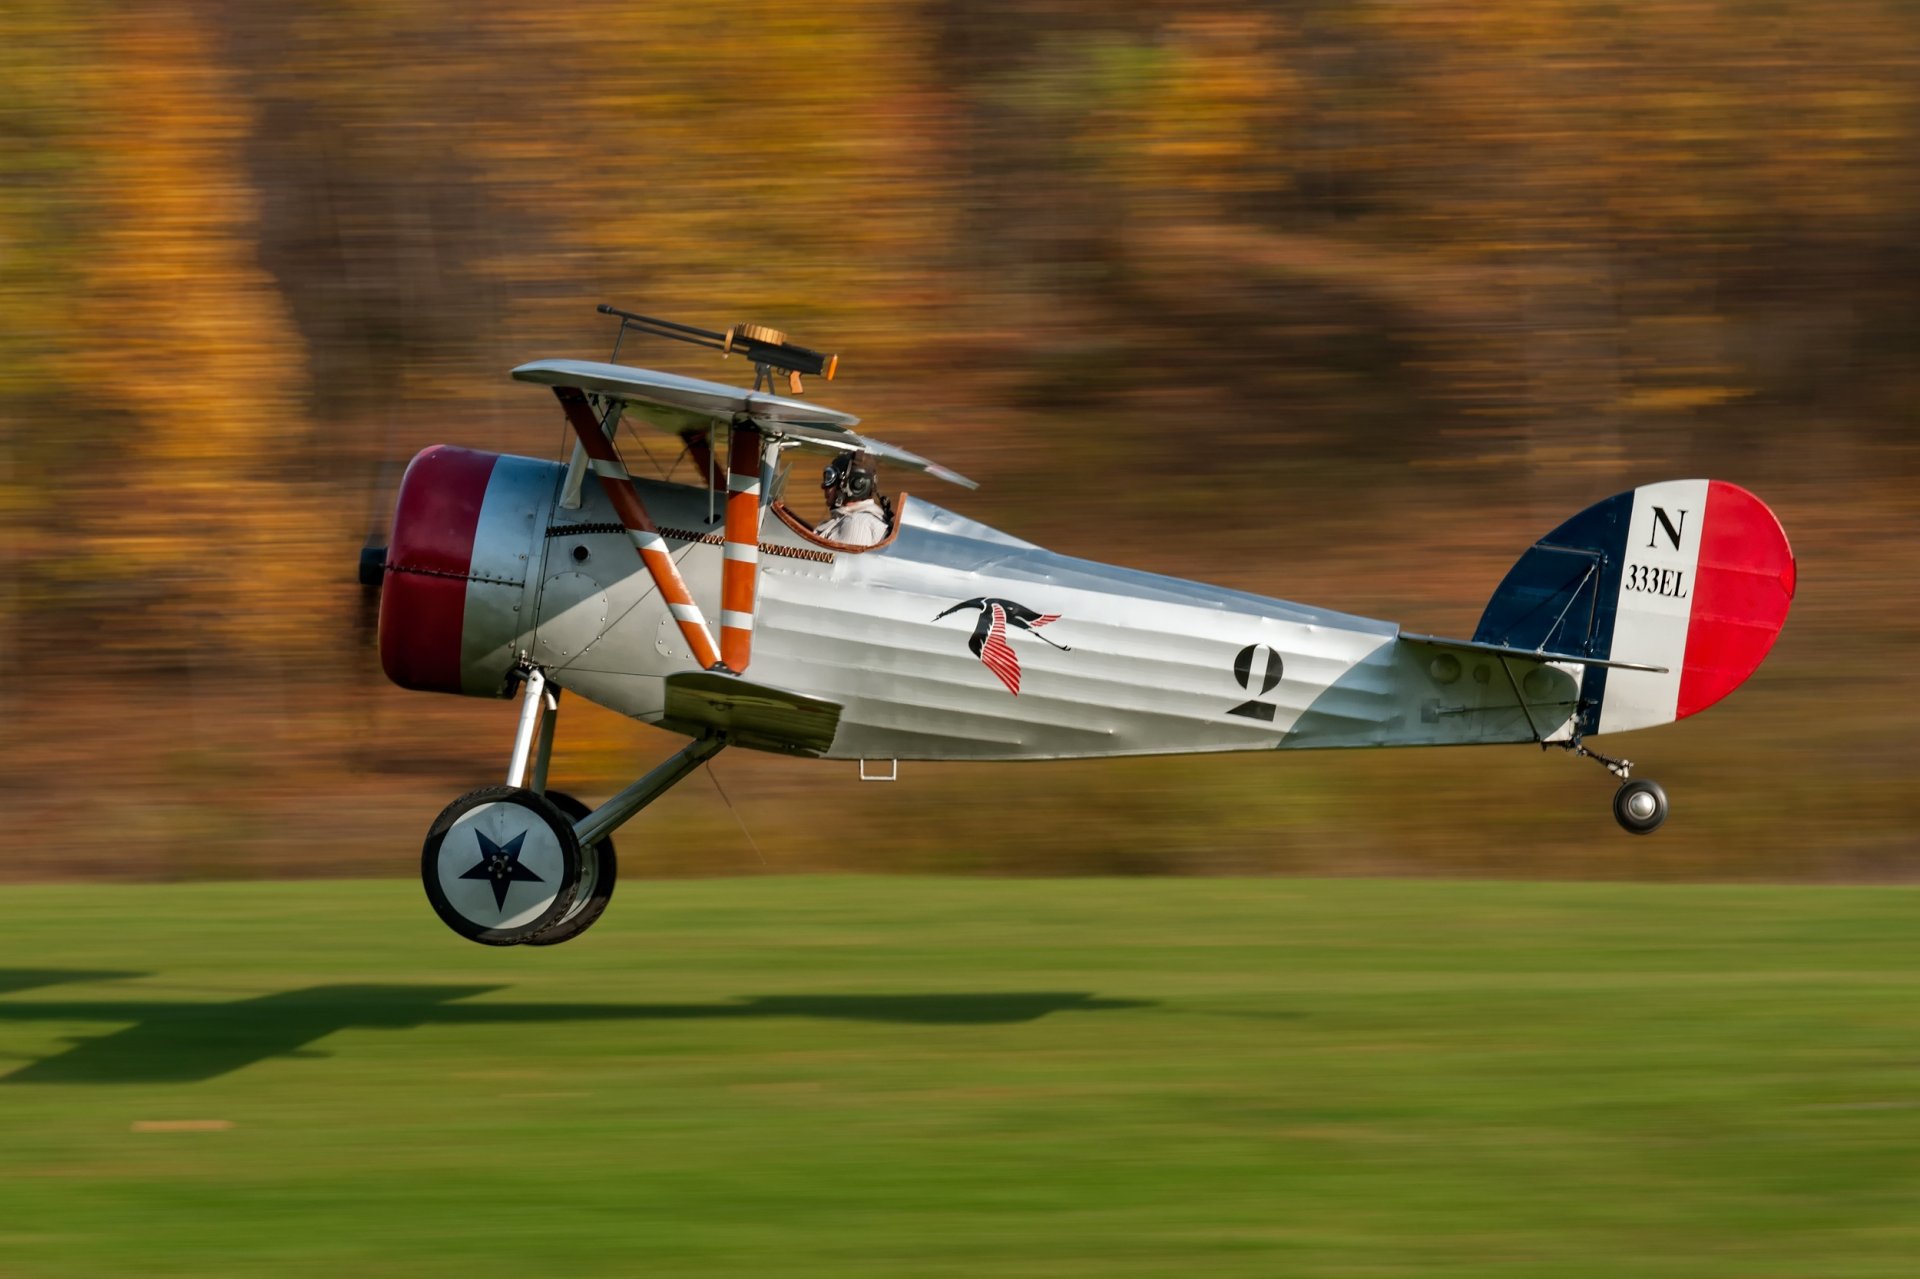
[{"left": 933, "top": 598, "right": 1070, "bottom": 695}]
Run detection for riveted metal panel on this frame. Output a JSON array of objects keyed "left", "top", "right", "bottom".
[{"left": 459, "top": 454, "right": 561, "bottom": 697}]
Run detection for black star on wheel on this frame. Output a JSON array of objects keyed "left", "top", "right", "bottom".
[{"left": 458, "top": 829, "right": 545, "bottom": 912}]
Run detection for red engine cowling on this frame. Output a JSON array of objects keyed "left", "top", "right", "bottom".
[{"left": 378, "top": 445, "right": 556, "bottom": 696}]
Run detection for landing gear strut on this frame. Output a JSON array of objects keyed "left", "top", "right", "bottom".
[
  {"left": 419, "top": 666, "right": 725, "bottom": 945},
  {"left": 1552, "top": 735, "right": 1669, "bottom": 835},
  {"left": 521, "top": 790, "right": 617, "bottom": 947}
]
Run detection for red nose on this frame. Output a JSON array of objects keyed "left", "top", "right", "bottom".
[{"left": 378, "top": 445, "right": 502, "bottom": 694}]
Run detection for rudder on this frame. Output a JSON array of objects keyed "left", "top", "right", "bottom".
[{"left": 1475, "top": 480, "right": 1795, "bottom": 735}]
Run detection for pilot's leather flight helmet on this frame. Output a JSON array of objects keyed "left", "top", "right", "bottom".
[{"left": 822, "top": 450, "right": 878, "bottom": 505}]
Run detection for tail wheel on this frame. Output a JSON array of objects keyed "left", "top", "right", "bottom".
[
  {"left": 421, "top": 786, "right": 582, "bottom": 945},
  {"left": 1613, "top": 779, "right": 1669, "bottom": 835},
  {"left": 521, "top": 790, "right": 618, "bottom": 947}
]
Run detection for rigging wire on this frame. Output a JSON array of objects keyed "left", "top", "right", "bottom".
[
  {"left": 706, "top": 762, "right": 767, "bottom": 870},
  {"left": 630, "top": 434, "right": 669, "bottom": 479}
]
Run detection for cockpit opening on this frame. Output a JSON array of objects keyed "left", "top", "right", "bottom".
[{"left": 768, "top": 446, "right": 898, "bottom": 553}]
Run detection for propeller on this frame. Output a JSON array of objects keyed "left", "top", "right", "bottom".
[
  {"left": 355, "top": 457, "right": 402, "bottom": 649},
  {"left": 358, "top": 537, "right": 387, "bottom": 588}
]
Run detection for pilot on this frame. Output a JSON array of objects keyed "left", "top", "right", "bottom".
[{"left": 814, "top": 450, "right": 890, "bottom": 547}]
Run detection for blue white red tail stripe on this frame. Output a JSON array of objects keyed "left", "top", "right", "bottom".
[
  {"left": 1597, "top": 479, "right": 1708, "bottom": 733},
  {"left": 1475, "top": 479, "right": 1794, "bottom": 737}
]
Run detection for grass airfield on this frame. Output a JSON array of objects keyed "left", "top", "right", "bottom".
[{"left": 3, "top": 876, "right": 1919, "bottom": 1277}]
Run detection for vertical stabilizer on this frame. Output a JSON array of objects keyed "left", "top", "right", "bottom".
[{"left": 1474, "top": 480, "right": 1795, "bottom": 735}]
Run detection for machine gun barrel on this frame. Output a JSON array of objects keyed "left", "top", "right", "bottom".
[
  {"left": 598, "top": 305, "right": 729, "bottom": 351},
  {"left": 597, "top": 303, "right": 836, "bottom": 380}
]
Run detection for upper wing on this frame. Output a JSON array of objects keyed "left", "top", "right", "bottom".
[
  {"left": 768, "top": 421, "right": 979, "bottom": 490},
  {"left": 512, "top": 358, "right": 976, "bottom": 489},
  {"left": 513, "top": 358, "right": 859, "bottom": 429}
]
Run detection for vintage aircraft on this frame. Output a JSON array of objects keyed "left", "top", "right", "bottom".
[{"left": 365, "top": 305, "right": 1796, "bottom": 945}]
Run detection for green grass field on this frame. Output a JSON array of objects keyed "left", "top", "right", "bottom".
[{"left": 3, "top": 876, "right": 1919, "bottom": 1276}]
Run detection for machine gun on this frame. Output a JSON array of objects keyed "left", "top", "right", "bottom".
[{"left": 597, "top": 304, "right": 839, "bottom": 396}]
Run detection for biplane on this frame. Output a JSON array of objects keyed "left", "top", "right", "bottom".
[{"left": 365, "top": 305, "right": 1796, "bottom": 945}]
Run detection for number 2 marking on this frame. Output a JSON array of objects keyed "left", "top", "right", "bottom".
[{"left": 1228, "top": 643, "right": 1283, "bottom": 722}]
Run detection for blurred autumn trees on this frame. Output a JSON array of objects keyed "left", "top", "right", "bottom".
[{"left": 3, "top": 1, "right": 1916, "bottom": 877}]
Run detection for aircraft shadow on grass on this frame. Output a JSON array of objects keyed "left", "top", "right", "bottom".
[{"left": 0, "top": 971, "right": 1150, "bottom": 1085}]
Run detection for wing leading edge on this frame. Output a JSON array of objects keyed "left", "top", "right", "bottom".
[
  {"left": 659, "top": 671, "right": 843, "bottom": 757},
  {"left": 512, "top": 359, "right": 975, "bottom": 489}
]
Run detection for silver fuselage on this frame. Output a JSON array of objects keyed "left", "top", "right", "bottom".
[{"left": 467, "top": 454, "right": 1573, "bottom": 760}]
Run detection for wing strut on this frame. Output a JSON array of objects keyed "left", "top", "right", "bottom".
[
  {"left": 551, "top": 385, "right": 724, "bottom": 672},
  {"left": 1497, "top": 656, "right": 1546, "bottom": 744},
  {"left": 720, "top": 422, "right": 763, "bottom": 673}
]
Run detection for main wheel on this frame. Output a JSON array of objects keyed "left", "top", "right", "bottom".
[
  {"left": 521, "top": 790, "right": 618, "bottom": 947},
  {"left": 1613, "top": 778, "right": 1669, "bottom": 835},
  {"left": 421, "top": 785, "right": 582, "bottom": 945}
]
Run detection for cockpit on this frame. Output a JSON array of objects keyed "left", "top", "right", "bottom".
[{"left": 510, "top": 310, "right": 976, "bottom": 582}]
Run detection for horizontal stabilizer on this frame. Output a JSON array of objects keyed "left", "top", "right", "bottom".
[
  {"left": 660, "top": 671, "right": 842, "bottom": 757},
  {"left": 1399, "top": 633, "right": 1667, "bottom": 673}
]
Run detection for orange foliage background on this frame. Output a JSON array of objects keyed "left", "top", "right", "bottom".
[{"left": 3, "top": 0, "right": 1915, "bottom": 880}]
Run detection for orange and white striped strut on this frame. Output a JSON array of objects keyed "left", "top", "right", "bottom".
[
  {"left": 551, "top": 386, "right": 723, "bottom": 672},
  {"left": 720, "top": 423, "right": 764, "bottom": 673}
]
